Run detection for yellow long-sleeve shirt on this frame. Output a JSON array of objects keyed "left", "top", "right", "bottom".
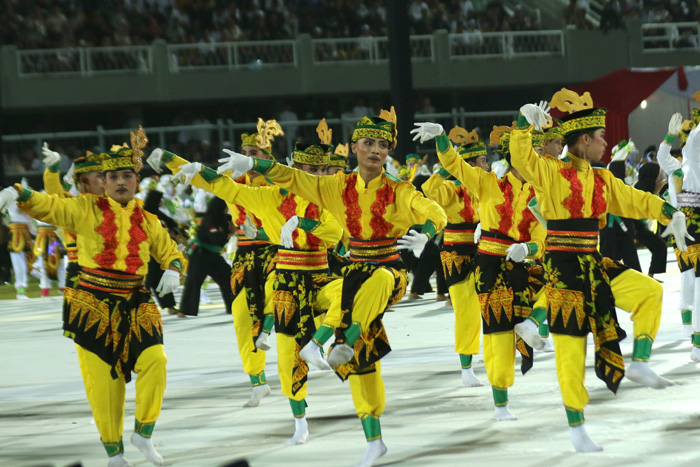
[
  {"left": 16, "top": 190, "right": 185, "bottom": 276},
  {"left": 184, "top": 168, "right": 343, "bottom": 250},
  {"left": 509, "top": 126, "right": 676, "bottom": 225},
  {"left": 252, "top": 159, "right": 447, "bottom": 240},
  {"left": 422, "top": 172, "right": 480, "bottom": 225},
  {"left": 434, "top": 134, "right": 545, "bottom": 256},
  {"left": 43, "top": 167, "right": 76, "bottom": 249}
]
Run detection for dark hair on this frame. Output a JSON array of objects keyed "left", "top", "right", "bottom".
[
  {"left": 608, "top": 161, "right": 626, "bottom": 180},
  {"left": 635, "top": 162, "right": 660, "bottom": 193},
  {"left": 143, "top": 189, "right": 164, "bottom": 215},
  {"left": 565, "top": 128, "right": 598, "bottom": 148},
  {"left": 201, "top": 197, "right": 229, "bottom": 231}
]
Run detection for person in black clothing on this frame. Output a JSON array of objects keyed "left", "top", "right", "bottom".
[
  {"left": 633, "top": 162, "right": 669, "bottom": 281},
  {"left": 599, "top": 161, "right": 642, "bottom": 270},
  {"left": 143, "top": 189, "right": 182, "bottom": 315},
  {"left": 179, "top": 196, "right": 235, "bottom": 317}
]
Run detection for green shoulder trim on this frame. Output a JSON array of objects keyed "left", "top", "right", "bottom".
[
  {"left": 253, "top": 158, "right": 274, "bottom": 174},
  {"left": 436, "top": 132, "right": 450, "bottom": 152},
  {"left": 200, "top": 167, "right": 219, "bottom": 183},
  {"left": 298, "top": 217, "right": 321, "bottom": 232},
  {"left": 384, "top": 172, "right": 402, "bottom": 183}
]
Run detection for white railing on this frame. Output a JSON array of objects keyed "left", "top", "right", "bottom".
[
  {"left": 2, "top": 109, "right": 517, "bottom": 177},
  {"left": 449, "top": 30, "right": 565, "bottom": 59},
  {"left": 167, "top": 40, "right": 297, "bottom": 71},
  {"left": 312, "top": 35, "right": 434, "bottom": 64},
  {"left": 17, "top": 46, "right": 153, "bottom": 77},
  {"left": 642, "top": 22, "right": 700, "bottom": 52}
]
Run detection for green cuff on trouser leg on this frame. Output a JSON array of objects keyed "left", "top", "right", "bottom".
[
  {"left": 312, "top": 324, "right": 335, "bottom": 347},
  {"left": 565, "top": 406, "right": 584, "bottom": 427},
  {"left": 344, "top": 322, "right": 362, "bottom": 346},
  {"left": 103, "top": 439, "right": 124, "bottom": 457},
  {"left": 250, "top": 371, "right": 267, "bottom": 387},
  {"left": 682, "top": 309, "right": 692, "bottom": 326},
  {"left": 632, "top": 334, "right": 653, "bottom": 361},
  {"left": 492, "top": 386, "right": 508, "bottom": 407},
  {"left": 528, "top": 307, "right": 547, "bottom": 327},
  {"left": 289, "top": 398, "right": 308, "bottom": 418},
  {"left": 135, "top": 419, "right": 155, "bottom": 438},
  {"left": 361, "top": 415, "right": 382, "bottom": 441},
  {"left": 692, "top": 333, "right": 700, "bottom": 348},
  {"left": 459, "top": 354, "right": 473, "bottom": 369},
  {"left": 262, "top": 315, "right": 274, "bottom": 334}
]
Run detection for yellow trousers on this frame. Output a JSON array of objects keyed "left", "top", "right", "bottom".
[
  {"left": 277, "top": 280, "right": 343, "bottom": 401},
  {"left": 349, "top": 362, "right": 385, "bottom": 418},
  {"left": 351, "top": 268, "right": 396, "bottom": 332},
  {"left": 451, "top": 275, "right": 481, "bottom": 356},
  {"left": 482, "top": 331, "right": 515, "bottom": 389},
  {"left": 553, "top": 268, "right": 662, "bottom": 412},
  {"left": 231, "top": 271, "right": 275, "bottom": 377},
  {"left": 76, "top": 344, "right": 166, "bottom": 452}
]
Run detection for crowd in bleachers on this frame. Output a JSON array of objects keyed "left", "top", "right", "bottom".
[
  {"left": 566, "top": 0, "right": 700, "bottom": 31},
  {"left": 0, "top": 0, "right": 542, "bottom": 50}
]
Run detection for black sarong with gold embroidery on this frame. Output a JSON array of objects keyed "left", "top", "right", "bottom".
[
  {"left": 229, "top": 239, "right": 277, "bottom": 347},
  {"left": 333, "top": 238, "right": 408, "bottom": 381},
  {"left": 327, "top": 249, "right": 350, "bottom": 277},
  {"left": 441, "top": 222, "right": 478, "bottom": 288},
  {"left": 543, "top": 219, "right": 627, "bottom": 393},
  {"left": 64, "top": 267, "right": 163, "bottom": 382},
  {"left": 673, "top": 203, "right": 700, "bottom": 276},
  {"left": 473, "top": 230, "right": 535, "bottom": 374},
  {"left": 62, "top": 260, "right": 81, "bottom": 331},
  {"left": 274, "top": 248, "right": 337, "bottom": 396}
]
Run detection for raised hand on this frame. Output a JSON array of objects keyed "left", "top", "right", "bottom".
[{"left": 410, "top": 122, "right": 445, "bottom": 143}]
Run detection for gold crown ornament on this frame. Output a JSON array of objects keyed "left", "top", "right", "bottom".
[{"left": 241, "top": 118, "right": 284, "bottom": 155}]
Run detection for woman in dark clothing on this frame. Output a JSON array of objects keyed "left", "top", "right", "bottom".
[
  {"left": 144, "top": 189, "right": 182, "bottom": 314},
  {"left": 634, "top": 162, "right": 669, "bottom": 280},
  {"left": 179, "top": 196, "right": 235, "bottom": 317}
]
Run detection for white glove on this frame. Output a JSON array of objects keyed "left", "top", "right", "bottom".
[
  {"left": 0, "top": 186, "right": 19, "bottom": 212},
  {"left": 156, "top": 269, "right": 180, "bottom": 297},
  {"left": 661, "top": 211, "right": 694, "bottom": 252},
  {"left": 172, "top": 162, "right": 202, "bottom": 185},
  {"left": 668, "top": 112, "right": 683, "bottom": 136},
  {"left": 218, "top": 149, "right": 254, "bottom": 178},
  {"left": 240, "top": 215, "right": 259, "bottom": 240},
  {"left": 473, "top": 223, "right": 482, "bottom": 243},
  {"left": 627, "top": 139, "right": 636, "bottom": 153},
  {"left": 41, "top": 142, "right": 61, "bottom": 167},
  {"left": 410, "top": 122, "right": 445, "bottom": 143},
  {"left": 397, "top": 229, "right": 429, "bottom": 258},
  {"left": 505, "top": 242, "right": 529, "bottom": 262},
  {"left": 63, "top": 164, "right": 75, "bottom": 186},
  {"left": 519, "top": 101, "right": 551, "bottom": 131},
  {"left": 286, "top": 156, "right": 294, "bottom": 167},
  {"left": 147, "top": 148, "right": 164, "bottom": 173},
  {"left": 280, "top": 215, "right": 299, "bottom": 248},
  {"left": 492, "top": 159, "right": 509, "bottom": 178},
  {"left": 610, "top": 141, "right": 630, "bottom": 162}
]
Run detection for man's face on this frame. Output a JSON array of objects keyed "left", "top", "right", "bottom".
[
  {"left": 105, "top": 169, "right": 139, "bottom": 205},
  {"left": 241, "top": 146, "right": 270, "bottom": 160},
  {"left": 326, "top": 166, "right": 344, "bottom": 175},
  {"left": 543, "top": 138, "right": 563, "bottom": 157},
  {"left": 584, "top": 129, "right": 607, "bottom": 162},
  {"left": 468, "top": 155, "right": 490, "bottom": 172},
  {"left": 296, "top": 164, "right": 327, "bottom": 175},
  {"left": 407, "top": 159, "right": 418, "bottom": 169},
  {"left": 351, "top": 137, "right": 389, "bottom": 171},
  {"left": 78, "top": 171, "right": 105, "bottom": 195}
]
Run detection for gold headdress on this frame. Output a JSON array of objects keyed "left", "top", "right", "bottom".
[
  {"left": 101, "top": 126, "right": 148, "bottom": 173},
  {"left": 329, "top": 143, "right": 349, "bottom": 168},
  {"left": 551, "top": 88, "right": 606, "bottom": 139},
  {"left": 449, "top": 126, "right": 486, "bottom": 159},
  {"left": 490, "top": 123, "right": 514, "bottom": 152},
  {"left": 241, "top": 118, "right": 284, "bottom": 155}
]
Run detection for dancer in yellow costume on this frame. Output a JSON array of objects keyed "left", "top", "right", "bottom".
[
  {"left": 413, "top": 122, "right": 547, "bottom": 421},
  {"left": 148, "top": 118, "right": 282, "bottom": 408},
  {"left": 421, "top": 127, "right": 488, "bottom": 388},
  {"left": 509, "top": 91, "right": 690, "bottom": 452},
  {"left": 167, "top": 122, "right": 344, "bottom": 447},
  {"left": 0, "top": 129, "right": 186, "bottom": 467},
  {"left": 218, "top": 107, "right": 446, "bottom": 467}
]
